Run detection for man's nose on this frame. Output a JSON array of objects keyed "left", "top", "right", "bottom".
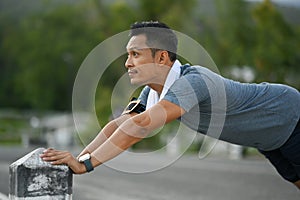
[{"left": 125, "top": 57, "right": 133, "bottom": 69}]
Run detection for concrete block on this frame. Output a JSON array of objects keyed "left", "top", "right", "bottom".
[{"left": 9, "top": 148, "right": 73, "bottom": 200}]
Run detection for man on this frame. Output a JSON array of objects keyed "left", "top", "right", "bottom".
[{"left": 41, "top": 21, "right": 300, "bottom": 189}]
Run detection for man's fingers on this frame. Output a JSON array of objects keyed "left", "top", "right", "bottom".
[
  {"left": 42, "top": 148, "right": 55, "bottom": 153},
  {"left": 42, "top": 153, "right": 66, "bottom": 161},
  {"left": 42, "top": 148, "right": 63, "bottom": 155},
  {"left": 50, "top": 158, "right": 68, "bottom": 165},
  {"left": 39, "top": 149, "right": 84, "bottom": 173},
  {"left": 40, "top": 149, "right": 74, "bottom": 165},
  {"left": 41, "top": 148, "right": 69, "bottom": 157}
]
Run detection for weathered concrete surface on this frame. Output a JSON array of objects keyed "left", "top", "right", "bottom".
[{"left": 9, "top": 148, "right": 72, "bottom": 200}]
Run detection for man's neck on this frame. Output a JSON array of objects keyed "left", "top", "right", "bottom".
[{"left": 148, "top": 61, "right": 175, "bottom": 95}]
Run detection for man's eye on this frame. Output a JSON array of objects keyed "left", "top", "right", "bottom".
[{"left": 127, "top": 51, "right": 139, "bottom": 57}]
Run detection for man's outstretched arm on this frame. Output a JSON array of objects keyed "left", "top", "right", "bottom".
[
  {"left": 40, "top": 100, "right": 184, "bottom": 174},
  {"left": 76, "top": 114, "right": 134, "bottom": 158},
  {"left": 87, "top": 100, "right": 185, "bottom": 168}
]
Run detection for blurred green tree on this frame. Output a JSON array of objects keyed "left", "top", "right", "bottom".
[
  {"left": 138, "top": 0, "right": 196, "bottom": 29},
  {"left": 252, "top": 0, "right": 300, "bottom": 86},
  {"left": 2, "top": 4, "right": 100, "bottom": 110},
  {"left": 200, "top": 0, "right": 300, "bottom": 89},
  {"left": 213, "top": 0, "right": 255, "bottom": 69}
]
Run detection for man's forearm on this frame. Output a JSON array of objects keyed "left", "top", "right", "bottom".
[
  {"left": 90, "top": 125, "right": 143, "bottom": 166},
  {"left": 83, "top": 101, "right": 183, "bottom": 168},
  {"left": 89, "top": 112, "right": 156, "bottom": 165},
  {"left": 78, "top": 114, "right": 132, "bottom": 157}
]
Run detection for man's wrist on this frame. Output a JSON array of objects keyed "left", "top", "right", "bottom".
[
  {"left": 79, "top": 162, "right": 87, "bottom": 174},
  {"left": 78, "top": 153, "right": 94, "bottom": 173}
]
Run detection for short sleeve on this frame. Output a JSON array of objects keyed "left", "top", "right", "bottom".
[{"left": 163, "top": 73, "right": 210, "bottom": 112}]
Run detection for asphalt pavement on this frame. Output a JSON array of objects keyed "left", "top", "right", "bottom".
[{"left": 0, "top": 146, "right": 299, "bottom": 200}]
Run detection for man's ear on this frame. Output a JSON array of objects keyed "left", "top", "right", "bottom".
[{"left": 158, "top": 50, "right": 169, "bottom": 64}]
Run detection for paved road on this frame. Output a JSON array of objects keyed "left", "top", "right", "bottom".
[{"left": 0, "top": 146, "right": 299, "bottom": 200}]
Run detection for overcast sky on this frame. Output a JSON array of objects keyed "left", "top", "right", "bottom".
[{"left": 245, "top": 0, "right": 300, "bottom": 7}]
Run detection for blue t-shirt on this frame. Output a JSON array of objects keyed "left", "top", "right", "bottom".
[{"left": 138, "top": 65, "right": 300, "bottom": 151}]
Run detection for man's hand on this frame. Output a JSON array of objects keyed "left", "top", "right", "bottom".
[{"left": 40, "top": 148, "right": 86, "bottom": 174}]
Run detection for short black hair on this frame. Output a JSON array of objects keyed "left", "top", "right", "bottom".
[{"left": 129, "top": 21, "right": 178, "bottom": 62}]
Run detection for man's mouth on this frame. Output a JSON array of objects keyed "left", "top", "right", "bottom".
[{"left": 128, "top": 69, "right": 138, "bottom": 76}]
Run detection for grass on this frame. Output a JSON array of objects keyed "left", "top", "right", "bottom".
[{"left": 0, "top": 118, "right": 30, "bottom": 145}]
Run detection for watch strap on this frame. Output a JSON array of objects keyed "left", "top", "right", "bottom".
[{"left": 83, "top": 159, "right": 94, "bottom": 173}]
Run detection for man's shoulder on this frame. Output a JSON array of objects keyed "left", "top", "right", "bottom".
[
  {"left": 180, "top": 64, "right": 197, "bottom": 76},
  {"left": 180, "top": 64, "right": 212, "bottom": 76}
]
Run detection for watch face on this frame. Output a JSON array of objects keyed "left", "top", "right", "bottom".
[{"left": 78, "top": 153, "right": 91, "bottom": 162}]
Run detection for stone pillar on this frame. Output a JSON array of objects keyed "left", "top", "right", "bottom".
[{"left": 9, "top": 148, "right": 73, "bottom": 200}]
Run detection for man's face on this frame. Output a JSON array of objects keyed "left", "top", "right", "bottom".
[{"left": 125, "top": 34, "right": 161, "bottom": 86}]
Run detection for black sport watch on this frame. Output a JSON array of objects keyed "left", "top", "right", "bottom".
[{"left": 78, "top": 153, "right": 94, "bottom": 173}]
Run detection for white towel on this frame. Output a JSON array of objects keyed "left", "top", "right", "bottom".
[{"left": 146, "top": 60, "right": 182, "bottom": 110}]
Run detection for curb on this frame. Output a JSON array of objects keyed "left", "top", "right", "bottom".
[{"left": 0, "top": 193, "right": 8, "bottom": 200}]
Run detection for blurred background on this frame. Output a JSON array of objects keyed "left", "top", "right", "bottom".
[{"left": 0, "top": 0, "right": 299, "bottom": 156}]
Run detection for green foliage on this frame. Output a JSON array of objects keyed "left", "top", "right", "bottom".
[
  {"left": 0, "top": 118, "right": 29, "bottom": 144},
  {"left": 2, "top": 3, "right": 100, "bottom": 110},
  {"left": 200, "top": 0, "right": 300, "bottom": 88},
  {"left": 213, "top": 0, "right": 255, "bottom": 68},
  {"left": 138, "top": 0, "right": 196, "bottom": 28},
  {"left": 252, "top": 0, "right": 300, "bottom": 84}
]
